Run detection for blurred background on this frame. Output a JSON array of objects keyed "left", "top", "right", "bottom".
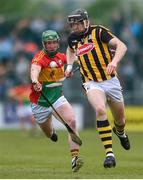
[{"left": 0, "top": 0, "right": 143, "bottom": 132}]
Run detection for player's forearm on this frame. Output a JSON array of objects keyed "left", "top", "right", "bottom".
[
  {"left": 109, "top": 38, "right": 127, "bottom": 65},
  {"left": 65, "top": 47, "right": 76, "bottom": 77},
  {"left": 113, "top": 43, "right": 127, "bottom": 64},
  {"left": 30, "top": 64, "right": 41, "bottom": 83},
  {"left": 66, "top": 47, "right": 76, "bottom": 65}
]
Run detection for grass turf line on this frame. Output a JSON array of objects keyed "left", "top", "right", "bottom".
[{"left": 0, "top": 129, "right": 142, "bottom": 178}]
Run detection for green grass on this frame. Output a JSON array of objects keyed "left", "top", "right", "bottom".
[{"left": 0, "top": 129, "right": 142, "bottom": 179}]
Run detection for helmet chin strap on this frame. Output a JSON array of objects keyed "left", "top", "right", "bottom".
[
  {"left": 83, "top": 20, "right": 90, "bottom": 34},
  {"left": 44, "top": 49, "right": 58, "bottom": 58}
]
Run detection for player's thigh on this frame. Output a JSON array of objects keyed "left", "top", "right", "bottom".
[
  {"left": 55, "top": 102, "right": 75, "bottom": 121},
  {"left": 87, "top": 89, "right": 106, "bottom": 110},
  {"left": 108, "top": 100, "right": 125, "bottom": 122}
]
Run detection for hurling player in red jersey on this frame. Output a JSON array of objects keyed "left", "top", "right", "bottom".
[{"left": 29, "top": 30, "right": 83, "bottom": 172}]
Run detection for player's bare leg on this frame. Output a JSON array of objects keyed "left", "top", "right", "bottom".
[
  {"left": 56, "top": 103, "right": 83, "bottom": 172},
  {"left": 108, "top": 100, "right": 130, "bottom": 150},
  {"left": 87, "top": 89, "right": 116, "bottom": 168},
  {"left": 38, "top": 115, "right": 58, "bottom": 142}
]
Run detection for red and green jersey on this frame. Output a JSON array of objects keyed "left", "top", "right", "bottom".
[{"left": 29, "top": 50, "right": 67, "bottom": 107}]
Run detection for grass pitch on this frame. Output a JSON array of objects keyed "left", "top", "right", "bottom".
[{"left": 0, "top": 129, "right": 142, "bottom": 179}]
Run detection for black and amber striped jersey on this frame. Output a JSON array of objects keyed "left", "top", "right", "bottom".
[{"left": 68, "top": 25, "right": 116, "bottom": 83}]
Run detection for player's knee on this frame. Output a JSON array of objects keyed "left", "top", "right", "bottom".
[
  {"left": 68, "top": 117, "right": 76, "bottom": 129},
  {"left": 96, "top": 106, "right": 106, "bottom": 117}
]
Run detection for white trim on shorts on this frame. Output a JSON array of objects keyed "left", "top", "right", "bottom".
[
  {"left": 31, "top": 95, "right": 68, "bottom": 124},
  {"left": 83, "top": 77, "right": 123, "bottom": 102}
]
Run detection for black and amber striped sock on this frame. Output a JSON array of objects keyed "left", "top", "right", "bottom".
[
  {"left": 114, "top": 121, "right": 125, "bottom": 137},
  {"left": 71, "top": 149, "right": 79, "bottom": 159},
  {"left": 97, "top": 119, "right": 114, "bottom": 156}
]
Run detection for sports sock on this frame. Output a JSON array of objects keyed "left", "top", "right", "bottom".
[
  {"left": 97, "top": 119, "right": 114, "bottom": 156},
  {"left": 114, "top": 121, "right": 126, "bottom": 137},
  {"left": 71, "top": 149, "right": 79, "bottom": 159}
]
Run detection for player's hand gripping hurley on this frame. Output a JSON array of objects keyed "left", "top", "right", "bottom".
[{"left": 41, "top": 66, "right": 82, "bottom": 146}]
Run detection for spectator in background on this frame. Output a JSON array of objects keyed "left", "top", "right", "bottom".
[
  {"left": 111, "top": 11, "right": 125, "bottom": 38},
  {"left": 119, "top": 60, "right": 136, "bottom": 102},
  {"left": 15, "top": 19, "right": 38, "bottom": 43},
  {"left": 0, "top": 61, "right": 8, "bottom": 102},
  {"left": 30, "top": 17, "right": 47, "bottom": 36},
  {"left": 15, "top": 52, "right": 30, "bottom": 84},
  {"left": 8, "top": 83, "right": 37, "bottom": 136},
  {"left": 129, "top": 17, "right": 142, "bottom": 42},
  {"left": 0, "top": 35, "right": 13, "bottom": 60}
]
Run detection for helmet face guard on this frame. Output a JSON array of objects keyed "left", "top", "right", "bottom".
[
  {"left": 68, "top": 9, "right": 88, "bottom": 24},
  {"left": 67, "top": 9, "right": 89, "bottom": 35},
  {"left": 42, "top": 30, "right": 60, "bottom": 57}
]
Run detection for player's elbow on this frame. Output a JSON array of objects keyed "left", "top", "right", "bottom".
[
  {"left": 120, "top": 41, "right": 127, "bottom": 55},
  {"left": 123, "top": 43, "right": 127, "bottom": 53}
]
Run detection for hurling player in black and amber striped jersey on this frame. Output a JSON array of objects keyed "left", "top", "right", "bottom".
[{"left": 65, "top": 9, "right": 130, "bottom": 168}]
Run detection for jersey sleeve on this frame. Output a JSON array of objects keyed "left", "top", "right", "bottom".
[
  {"left": 57, "top": 53, "right": 67, "bottom": 65},
  {"left": 68, "top": 33, "right": 78, "bottom": 51},
  {"left": 62, "top": 53, "right": 67, "bottom": 64},
  {"left": 31, "top": 51, "right": 45, "bottom": 68},
  {"left": 68, "top": 35, "right": 74, "bottom": 50},
  {"left": 100, "top": 26, "right": 114, "bottom": 43}
]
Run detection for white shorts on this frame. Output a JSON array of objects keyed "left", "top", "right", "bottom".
[
  {"left": 83, "top": 77, "right": 123, "bottom": 102},
  {"left": 31, "top": 95, "right": 68, "bottom": 124}
]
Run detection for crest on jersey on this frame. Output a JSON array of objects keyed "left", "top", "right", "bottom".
[
  {"left": 76, "top": 43, "right": 94, "bottom": 56},
  {"left": 58, "top": 59, "right": 62, "bottom": 66}
]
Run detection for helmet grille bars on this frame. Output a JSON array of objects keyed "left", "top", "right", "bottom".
[{"left": 68, "top": 9, "right": 88, "bottom": 24}]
